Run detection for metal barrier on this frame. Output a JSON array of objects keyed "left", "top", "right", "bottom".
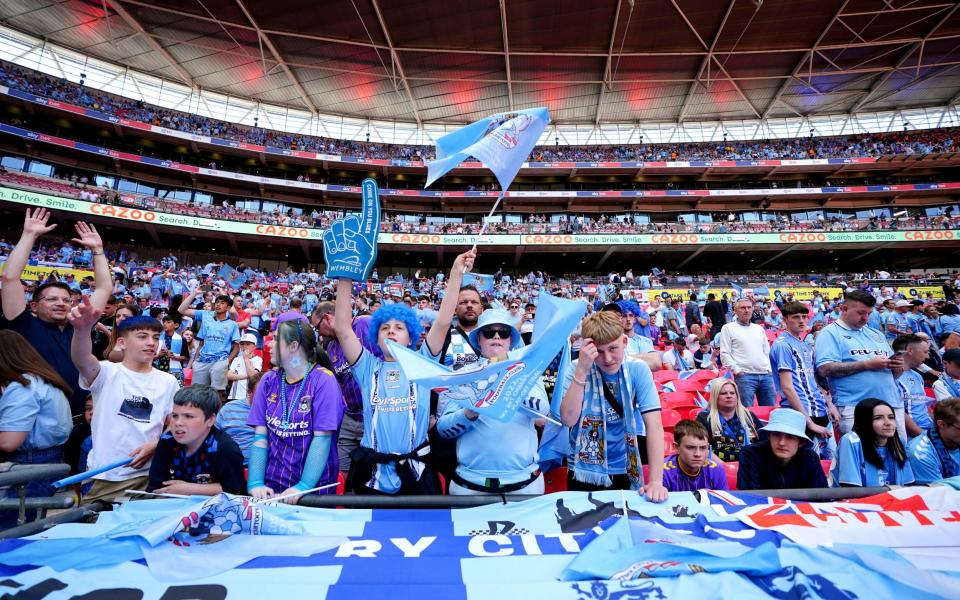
[
  {"left": 298, "top": 486, "right": 891, "bottom": 509},
  {"left": 0, "top": 464, "right": 71, "bottom": 526},
  {"left": 0, "top": 502, "right": 108, "bottom": 540}
]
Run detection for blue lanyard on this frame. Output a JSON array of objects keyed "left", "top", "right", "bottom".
[{"left": 279, "top": 365, "right": 314, "bottom": 429}]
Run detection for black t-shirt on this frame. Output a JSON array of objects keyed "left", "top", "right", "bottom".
[
  {"left": 147, "top": 426, "right": 245, "bottom": 494},
  {"left": 0, "top": 310, "right": 85, "bottom": 415},
  {"left": 703, "top": 301, "right": 726, "bottom": 328}
]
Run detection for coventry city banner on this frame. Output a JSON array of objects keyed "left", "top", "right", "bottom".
[
  {"left": 426, "top": 107, "right": 551, "bottom": 190},
  {"left": 388, "top": 293, "right": 585, "bottom": 421},
  {"left": 1, "top": 489, "right": 959, "bottom": 599}
]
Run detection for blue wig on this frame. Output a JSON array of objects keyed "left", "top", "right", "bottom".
[
  {"left": 367, "top": 303, "right": 423, "bottom": 350},
  {"left": 615, "top": 299, "right": 641, "bottom": 316}
]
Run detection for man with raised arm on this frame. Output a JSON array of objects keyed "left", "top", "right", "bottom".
[{"left": 1, "top": 208, "right": 112, "bottom": 415}]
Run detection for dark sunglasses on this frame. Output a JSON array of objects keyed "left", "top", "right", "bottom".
[{"left": 480, "top": 327, "right": 513, "bottom": 340}]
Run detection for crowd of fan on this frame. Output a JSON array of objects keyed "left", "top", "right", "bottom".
[
  {"left": 2, "top": 61, "right": 959, "bottom": 163},
  {"left": 3, "top": 168, "right": 959, "bottom": 237},
  {"left": 0, "top": 206, "right": 957, "bottom": 523}
]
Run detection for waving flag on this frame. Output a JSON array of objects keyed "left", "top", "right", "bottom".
[
  {"left": 217, "top": 264, "right": 247, "bottom": 289},
  {"left": 462, "top": 272, "right": 495, "bottom": 293},
  {"left": 425, "top": 107, "right": 550, "bottom": 190},
  {"left": 389, "top": 293, "right": 585, "bottom": 421}
]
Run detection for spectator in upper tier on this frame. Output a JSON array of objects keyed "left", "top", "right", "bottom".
[
  {"left": 696, "top": 377, "right": 763, "bottom": 463},
  {"left": 908, "top": 397, "right": 960, "bottom": 484},
  {"left": 832, "top": 398, "right": 914, "bottom": 487},
  {"left": 661, "top": 419, "right": 728, "bottom": 492},
  {"left": 737, "top": 408, "right": 828, "bottom": 490}
]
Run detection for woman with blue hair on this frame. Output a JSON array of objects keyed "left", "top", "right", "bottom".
[{"left": 335, "top": 249, "right": 475, "bottom": 494}]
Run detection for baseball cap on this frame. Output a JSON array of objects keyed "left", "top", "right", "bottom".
[
  {"left": 239, "top": 333, "right": 258, "bottom": 345},
  {"left": 895, "top": 300, "right": 912, "bottom": 308}
]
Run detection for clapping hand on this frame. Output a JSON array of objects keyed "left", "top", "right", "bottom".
[{"left": 323, "top": 178, "right": 381, "bottom": 281}]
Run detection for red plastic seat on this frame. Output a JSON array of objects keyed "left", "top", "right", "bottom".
[
  {"left": 653, "top": 369, "right": 680, "bottom": 383},
  {"left": 544, "top": 466, "right": 568, "bottom": 494},
  {"left": 670, "top": 379, "right": 707, "bottom": 393},
  {"left": 661, "top": 408, "right": 684, "bottom": 430},
  {"left": 749, "top": 405, "right": 775, "bottom": 421},
  {"left": 336, "top": 472, "right": 346, "bottom": 495},
  {"left": 722, "top": 461, "right": 739, "bottom": 490},
  {"left": 687, "top": 407, "right": 705, "bottom": 420},
  {"left": 661, "top": 391, "right": 697, "bottom": 406},
  {"left": 666, "top": 404, "right": 700, "bottom": 417},
  {"left": 662, "top": 433, "right": 676, "bottom": 455}
]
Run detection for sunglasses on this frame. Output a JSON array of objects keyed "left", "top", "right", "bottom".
[{"left": 480, "top": 327, "right": 513, "bottom": 340}]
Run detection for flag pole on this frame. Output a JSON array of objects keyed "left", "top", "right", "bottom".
[
  {"left": 471, "top": 190, "right": 506, "bottom": 252},
  {"left": 519, "top": 404, "right": 562, "bottom": 426}
]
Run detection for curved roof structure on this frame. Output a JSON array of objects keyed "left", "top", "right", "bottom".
[{"left": 2, "top": 0, "right": 960, "bottom": 127}]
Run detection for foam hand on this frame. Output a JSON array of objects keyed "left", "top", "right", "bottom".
[{"left": 323, "top": 178, "right": 381, "bottom": 281}]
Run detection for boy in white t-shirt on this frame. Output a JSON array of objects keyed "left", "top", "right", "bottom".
[
  {"left": 70, "top": 298, "right": 179, "bottom": 502},
  {"left": 226, "top": 333, "right": 263, "bottom": 401}
]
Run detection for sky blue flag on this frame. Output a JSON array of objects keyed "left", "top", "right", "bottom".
[
  {"left": 425, "top": 107, "right": 551, "bottom": 191},
  {"left": 730, "top": 282, "right": 743, "bottom": 295},
  {"left": 462, "top": 272, "right": 495, "bottom": 293},
  {"left": 754, "top": 285, "right": 770, "bottom": 297},
  {"left": 389, "top": 293, "right": 585, "bottom": 422},
  {"left": 217, "top": 264, "right": 247, "bottom": 289},
  {"left": 3, "top": 490, "right": 960, "bottom": 599}
]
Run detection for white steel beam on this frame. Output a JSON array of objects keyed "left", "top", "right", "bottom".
[
  {"left": 105, "top": 0, "right": 196, "bottom": 88},
  {"left": 234, "top": 0, "right": 318, "bottom": 114},
  {"left": 370, "top": 0, "right": 423, "bottom": 127}
]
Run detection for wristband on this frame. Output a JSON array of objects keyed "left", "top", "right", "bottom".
[{"left": 572, "top": 374, "right": 587, "bottom": 386}]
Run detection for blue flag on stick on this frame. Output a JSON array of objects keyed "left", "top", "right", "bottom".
[
  {"left": 217, "top": 264, "right": 247, "bottom": 289},
  {"left": 389, "top": 293, "right": 585, "bottom": 422},
  {"left": 426, "top": 107, "right": 550, "bottom": 191},
  {"left": 462, "top": 272, "right": 495, "bottom": 293}
]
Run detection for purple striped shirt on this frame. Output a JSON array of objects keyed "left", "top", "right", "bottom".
[{"left": 248, "top": 366, "right": 344, "bottom": 492}]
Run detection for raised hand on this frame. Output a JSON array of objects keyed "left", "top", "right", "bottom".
[
  {"left": 69, "top": 296, "right": 103, "bottom": 331},
  {"left": 453, "top": 249, "right": 477, "bottom": 276},
  {"left": 71, "top": 222, "right": 104, "bottom": 252},
  {"left": 22, "top": 208, "right": 57, "bottom": 239},
  {"left": 323, "top": 178, "right": 381, "bottom": 281}
]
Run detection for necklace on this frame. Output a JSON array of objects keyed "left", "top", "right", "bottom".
[{"left": 279, "top": 364, "right": 314, "bottom": 429}]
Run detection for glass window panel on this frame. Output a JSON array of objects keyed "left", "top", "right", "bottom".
[{"left": 1, "top": 155, "right": 25, "bottom": 171}]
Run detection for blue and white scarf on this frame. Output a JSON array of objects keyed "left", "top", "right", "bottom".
[{"left": 570, "top": 365, "right": 643, "bottom": 490}]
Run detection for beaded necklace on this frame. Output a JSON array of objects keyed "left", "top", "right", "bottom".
[{"left": 279, "top": 364, "right": 315, "bottom": 429}]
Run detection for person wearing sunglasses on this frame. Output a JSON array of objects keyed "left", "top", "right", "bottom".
[{"left": 436, "top": 309, "right": 546, "bottom": 495}]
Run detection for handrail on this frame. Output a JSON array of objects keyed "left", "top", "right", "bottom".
[{"left": 296, "top": 486, "right": 890, "bottom": 509}]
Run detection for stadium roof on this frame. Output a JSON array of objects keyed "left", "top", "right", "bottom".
[{"left": 3, "top": 0, "right": 960, "bottom": 127}]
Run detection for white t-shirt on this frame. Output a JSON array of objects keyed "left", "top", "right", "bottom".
[
  {"left": 227, "top": 354, "right": 263, "bottom": 400},
  {"left": 82, "top": 361, "right": 179, "bottom": 481}
]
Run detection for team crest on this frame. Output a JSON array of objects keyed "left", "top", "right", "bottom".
[
  {"left": 267, "top": 392, "right": 278, "bottom": 404},
  {"left": 577, "top": 418, "right": 605, "bottom": 466},
  {"left": 299, "top": 395, "right": 312, "bottom": 413}
]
